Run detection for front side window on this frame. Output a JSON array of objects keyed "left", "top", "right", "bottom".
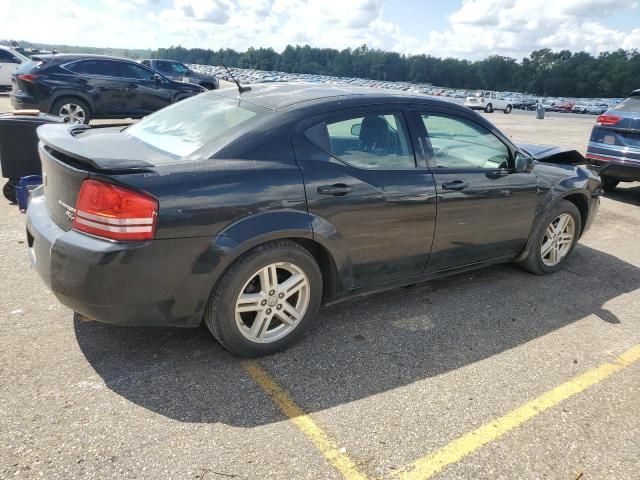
[
  {"left": 0, "top": 49, "right": 14, "bottom": 62},
  {"left": 153, "top": 61, "right": 172, "bottom": 74},
  {"left": 308, "top": 112, "right": 415, "bottom": 170},
  {"left": 421, "top": 113, "right": 510, "bottom": 169},
  {"left": 169, "top": 62, "right": 189, "bottom": 75},
  {"left": 116, "top": 62, "right": 155, "bottom": 80}
]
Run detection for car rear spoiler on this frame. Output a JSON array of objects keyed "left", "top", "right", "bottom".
[
  {"left": 37, "top": 124, "right": 153, "bottom": 172},
  {"left": 517, "top": 142, "right": 585, "bottom": 165}
]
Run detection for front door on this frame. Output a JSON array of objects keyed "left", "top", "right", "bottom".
[
  {"left": 0, "top": 49, "right": 17, "bottom": 86},
  {"left": 293, "top": 108, "right": 437, "bottom": 288},
  {"left": 114, "top": 61, "right": 172, "bottom": 116},
  {"left": 411, "top": 109, "right": 539, "bottom": 271}
]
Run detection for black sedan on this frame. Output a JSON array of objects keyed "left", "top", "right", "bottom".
[
  {"left": 26, "top": 84, "right": 601, "bottom": 356},
  {"left": 10, "top": 54, "right": 205, "bottom": 124}
]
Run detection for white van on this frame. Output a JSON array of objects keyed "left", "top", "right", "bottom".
[{"left": 0, "top": 46, "right": 29, "bottom": 87}]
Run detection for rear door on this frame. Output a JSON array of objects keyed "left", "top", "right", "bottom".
[
  {"left": 410, "top": 107, "right": 539, "bottom": 271},
  {"left": 293, "top": 106, "right": 437, "bottom": 288},
  {"left": 63, "top": 59, "right": 126, "bottom": 115}
]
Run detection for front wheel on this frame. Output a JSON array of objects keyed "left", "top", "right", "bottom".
[
  {"left": 204, "top": 240, "right": 323, "bottom": 357},
  {"left": 504, "top": 104, "right": 512, "bottom": 114},
  {"left": 600, "top": 175, "right": 619, "bottom": 193},
  {"left": 518, "top": 199, "right": 581, "bottom": 275}
]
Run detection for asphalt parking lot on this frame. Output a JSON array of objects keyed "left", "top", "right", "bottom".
[{"left": 1, "top": 93, "right": 639, "bottom": 479}]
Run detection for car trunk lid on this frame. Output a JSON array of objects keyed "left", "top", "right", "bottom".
[{"left": 37, "top": 124, "right": 163, "bottom": 231}]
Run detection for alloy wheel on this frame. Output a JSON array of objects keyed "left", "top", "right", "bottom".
[
  {"left": 541, "top": 213, "right": 575, "bottom": 266},
  {"left": 58, "top": 103, "right": 86, "bottom": 124},
  {"left": 234, "top": 262, "right": 310, "bottom": 343}
]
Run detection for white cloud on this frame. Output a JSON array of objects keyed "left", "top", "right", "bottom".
[
  {"left": 0, "top": 0, "right": 638, "bottom": 60},
  {"left": 425, "top": 0, "right": 640, "bottom": 59}
]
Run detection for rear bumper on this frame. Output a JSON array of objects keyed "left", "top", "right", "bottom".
[
  {"left": 585, "top": 149, "right": 640, "bottom": 182},
  {"left": 26, "top": 192, "right": 220, "bottom": 328},
  {"left": 10, "top": 92, "right": 45, "bottom": 112}
]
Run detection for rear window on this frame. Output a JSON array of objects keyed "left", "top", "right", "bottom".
[
  {"left": 125, "top": 94, "right": 270, "bottom": 158},
  {"left": 16, "top": 60, "right": 42, "bottom": 74},
  {"left": 612, "top": 95, "right": 640, "bottom": 113}
]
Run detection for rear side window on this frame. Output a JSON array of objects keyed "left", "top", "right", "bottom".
[
  {"left": 0, "top": 49, "right": 14, "bottom": 62},
  {"left": 307, "top": 112, "right": 415, "bottom": 170},
  {"left": 612, "top": 95, "right": 640, "bottom": 113},
  {"left": 422, "top": 113, "right": 510, "bottom": 169},
  {"left": 125, "top": 95, "right": 269, "bottom": 158},
  {"left": 66, "top": 60, "right": 119, "bottom": 77}
]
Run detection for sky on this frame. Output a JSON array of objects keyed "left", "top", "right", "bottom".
[{"left": 1, "top": 0, "right": 640, "bottom": 60}]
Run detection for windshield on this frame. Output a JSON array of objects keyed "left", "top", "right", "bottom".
[{"left": 126, "top": 94, "right": 270, "bottom": 158}]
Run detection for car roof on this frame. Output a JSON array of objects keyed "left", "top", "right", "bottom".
[
  {"left": 35, "top": 53, "right": 139, "bottom": 63},
  {"left": 212, "top": 82, "right": 454, "bottom": 111}
]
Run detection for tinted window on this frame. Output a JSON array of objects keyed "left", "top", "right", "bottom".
[
  {"left": 422, "top": 114, "right": 510, "bottom": 169},
  {"left": 126, "top": 95, "right": 268, "bottom": 158},
  {"left": 0, "top": 49, "right": 14, "bottom": 62},
  {"left": 310, "top": 112, "right": 415, "bottom": 170},
  {"left": 66, "top": 60, "right": 119, "bottom": 77},
  {"left": 116, "top": 62, "right": 155, "bottom": 80},
  {"left": 612, "top": 95, "right": 640, "bottom": 113},
  {"left": 153, "top": 60, "right": 173, "bottom": 74}
]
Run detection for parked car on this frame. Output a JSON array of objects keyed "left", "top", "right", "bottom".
[
  {"left": 141, "top": 59, "right": 218, "bottom": 90},
  {"left": 0, "top": 46, "right": 29, "bottom": 87},
  {"left": 10, "top": 54, "right": 206, "bottom": 124},
  {"left": 464, "top": 91, "right": 513, "bottom": 113},
  {"left": 572, "top": 103, "right": 589, "bottom": 114},
  {"left": 552, "top": 101, "right": 574, "bottom": 113},
  {"left": 585, "top": 89, "right": 640, "bottom": 192},
  {"left": 586, "top": 103, "right": 608, "bottom": 115},
  {"left": 26, "top": 84, "right": 600, "bottom": 356}
]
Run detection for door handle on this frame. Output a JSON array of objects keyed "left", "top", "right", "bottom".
[
  {"left": 317, "top": 184, "right": 353, "bottom": 196},
  {"left": 442, "top": 180, "right": 469, "bottom": 191}
]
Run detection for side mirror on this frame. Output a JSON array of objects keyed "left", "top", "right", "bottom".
[
  {"left": 515, "top": 151, "right": 534, "bottom": 172},
  {"left": 12, "top": 57, "right": 22, "bottom": 64},
  {"left": 350, "top": 123, "right": 361, "bottom": 136},
  {"left": 153, "top": 74, "right": 162, "bottom": 85}
]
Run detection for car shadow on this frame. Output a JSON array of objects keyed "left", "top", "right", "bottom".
[
  {"left": 604, "top": 183, "right": 640, "bottom": 206},
  {"left": 74, "top": 244, "right": 639, "bottom": 425}
]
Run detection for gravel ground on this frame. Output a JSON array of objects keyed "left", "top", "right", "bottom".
[{"left": 0, "top": 91, "right": 639, "bottom": 480}]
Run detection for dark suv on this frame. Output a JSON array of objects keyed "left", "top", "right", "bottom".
[
  {"left": 141, "top": 59, "right": 218, "bottom": 90},
  {"left": 586, "top": 90, "right": 640, "bottom": 192},
  {"left": 10, "top": 54, "right": 205, "bottom": 124}
]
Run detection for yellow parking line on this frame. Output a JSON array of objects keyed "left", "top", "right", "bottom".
[
  {"left": 397, "top": 344, "right": 640, "bottom": 480},
  {"left": 242, "top": 361, "right": 368, "bottom": 480}
]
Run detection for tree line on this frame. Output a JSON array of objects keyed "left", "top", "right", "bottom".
[{"left": 5, "top": 40, "right": 639, "bottom": 98}]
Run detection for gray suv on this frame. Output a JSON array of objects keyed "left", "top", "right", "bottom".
[{"left": 141, "top": 59, "right": 218, "bottom": 90}]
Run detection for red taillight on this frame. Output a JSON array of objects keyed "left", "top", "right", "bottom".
[
  {"left": 17, "top": 74, "right": 39, "bottom": 82},
  {"left": 596, "top": 114, "right": 621, "bottom": 126},
  {"left": 73, "top": 180, "right": 158, "bottom": 241}
]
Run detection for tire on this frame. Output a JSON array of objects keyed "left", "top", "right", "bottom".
[
  {"left": 3, "top": 179, "right": 18, "bottom": 203},
  {"left": 600, "top": 175, "right": 619, "bottom": 193},
  {"left": 200, "top": 83, "right": 215, "bottom": 90},
  {"left": 504, "top": 104, "right": 512, "bottom": 114},
  {"left": 484, "top": 103, "right": 493, "bottom": 113},
  {"left": 204, "top": 240, "right": 323, "bottom": 357},
  {"left": 518, "top": 199, "right": 581, "bottom": 275},
  {"left": 51, "top": 97, "right": 91, "bottom": 124}
]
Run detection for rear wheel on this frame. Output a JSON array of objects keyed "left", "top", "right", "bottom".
[
  {"left": 484, "top": 103, "right": 493, "bottom": 113},
  {"left": 3, "top": 179, "right": 18, "bottom": 203},
  {"left": 504, "top": 104, "right": 512, "bottom": 114},
  {"left": 204, "top": 240, "right": 323, "bottom": 357},
  {"left": 600, "top": 175, "right": 619, "bottom": 193},
  {"left": 51, "top": 98, "right": 91, "bottom": 124},
  {"left": 519, "top": 199, "right": 581, "bottom": 275}
]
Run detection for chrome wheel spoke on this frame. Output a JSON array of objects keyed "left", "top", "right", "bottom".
[
  {"left": 236, "top": 293, "right": 265, "bottom": 313},
  {"left": 276, "top": 302, "right": 301, "bottom": 326},
  {"left": 259, "top": 264, "right": 278, "bottom": 294},
  {"left": 278, "top": 273, "right": 305, "bottom": 300},
  {"left": 249, "top": 311, "right": 271, "bottom": 339},
  {"left": 541, "top": 213, "right": 575, "bottom": 267},
  {"left": 541, "top": 239, "right": 554, "bottom": 257}
]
